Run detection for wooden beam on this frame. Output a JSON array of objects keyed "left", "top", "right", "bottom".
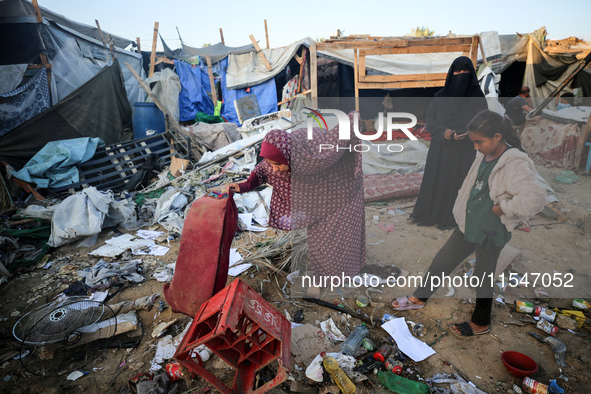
[
  {"left": 469, "top": 35, "right": 479, "bottom": 69},
  {"left": 317, "top": 39, "right": 408, "bottom": 50},
  {"left": 293, "top": 53, "right": 302, "bottom": 64},
  {"left": 155, "top": 56, "right": 175, "bottom": 65},
  {"left": 205, "top": 55, "right": 218, "bottom": 104},
  {"left": 249, "top": 34, "right": 272, "bottom": 71},
  {"left": 219, "top": 28, "right": 225, "bottom": 45},
  {"left": 359, "top": 73, "right": 448, "bottom": 83},
  {"left": 95, "top": 19, "right": 107, "bottom": 47},
  {"left": 149, "top": 22, "right": 159, "bottom": 78},
  {"left": 297, "top": 48, "right": 307, "bottom": 93},
  {"left": 123, "top": 61, "right": 203, "bottom": 154},
  {"left": 264, "top": 19, "right": 269, "bottom": 49},
  {"left": 360, "top": 44, "right": 471, "bottom": 56},
  {"left": 358, "top": 80, "right": 446, "bottom": 89},
  {"left": 574, "top": 115, "right": 591, "bottom": 170},
  {"left": 136, "top": 37, "right": 141, "bottom": 54},
  {"left": 31, "top": 0, "right": 43, "bottom": 23},
  {"left": 310, "top": 42, "right": 317, "bottom": 107},
  {"left": 354, "top": 48, "right": 359, "bottom": 111}
]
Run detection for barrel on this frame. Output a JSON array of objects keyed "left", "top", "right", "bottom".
[{"left": 132, "top": 102, "right": 166, "bottom": 139}]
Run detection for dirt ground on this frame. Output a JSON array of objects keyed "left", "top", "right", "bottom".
[{"left": 1, "top": 164, "right": 590, "bottom": 393}]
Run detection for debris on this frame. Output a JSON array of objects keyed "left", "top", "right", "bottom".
[
  {"left": 554, "top": 170, "right": 578, "bottom": 184},
  {"left": 320, "top": 318, "right": 347, "bottom": 342},
  {"left": 66, "top": 370, "right": 88, "bottom": 381},
  {"left": 528, "top": 332, "right": 567, "bottom": 367},
  {"left": 152, "top": 319, "right": 178, "bottom": 338}
]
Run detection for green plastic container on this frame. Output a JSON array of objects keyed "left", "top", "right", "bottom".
[{"left": 377, "top": 371, "right": 430, "bottom": 394}]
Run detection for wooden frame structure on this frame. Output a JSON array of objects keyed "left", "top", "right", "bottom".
[{"left": 313, "top": 36, "right": 479, "bottom": 110}]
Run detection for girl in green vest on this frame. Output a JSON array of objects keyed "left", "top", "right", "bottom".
[{"left": 391, "top": 109, "right": 547, "bottom": 337}]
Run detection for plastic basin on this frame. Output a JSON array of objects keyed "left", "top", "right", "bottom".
[{"left": 501, "top": 351, "right": 538, "bottom": 378}]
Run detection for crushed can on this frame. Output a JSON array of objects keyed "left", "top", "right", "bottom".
[
  {"left": 165, "top": 362, "right": 184, "bottom": 382},
  {"left": 515, "top": 300, "right": 534, "bottom": 313},
  {"left": 573, "top": 298, "right": 591, "bottom": 311},
  {"left": 536, "top": 318, "right": 558, "bottom": 337},
  {"left": 523, "top": 377, "right": 548, "bottom": 394},
  {"left": 534, "top": 307, "right": 556, "bottom": 323},
  {"left": 384, "top": 358, "right": 403, "bottom": 375}
]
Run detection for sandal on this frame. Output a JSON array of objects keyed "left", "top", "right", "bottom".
[
  {"left": 449, "top": 322, "right": 490, "bottom": 338},
  {"left": 390, "top": 296, "right": 424, "bottom": 311}
]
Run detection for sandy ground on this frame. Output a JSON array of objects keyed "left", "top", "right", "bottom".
[{"left": 1, "top": 164, "right": 590, "bottom": 393}]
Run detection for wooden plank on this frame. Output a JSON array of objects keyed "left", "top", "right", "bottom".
[
  {"left": 136, "top": 37, "right": 141, "bottom": 54},
  {"left": 249, "top": 34, "right": 272, "bottom": 71},
  {"left": 310, "top": 42, "right": 317, "bottom": 106},
  {"left": 277, "top": 89, "right": 312, "bottom": 106},
  {"left": 155, "top": 56, "right": 174, "bottom": 65},
  {"left": 95, "top": 19, "right": 107, "bottom": 47},
  {"left": 293, "top": 53, "right": 302, "bottom": 64},
  {"left": 574, "top": 115, "right": 591, "bottom": 170},
  {"left": 149, "top": 22, "right": 159, "bottom": 78},
  {"left": 359, "top": 53, "right": 366, "bottom": 79},
  {"left": 219, "top": 28, "right": 225, "bottom": 45},
  {"left": 317, "top": 39, "right": 408, "bottom": 50},
  {"left": 297, "top": 47, "right": 307, "bottom": 93},
  {"left": 264, "top": 19, "right": 269, "bottom": 49},
  {"left": 205, "top": 54, "right": 218, "bottom": 104},
  {"left": 358, "top": 80, "right": 446, "bottom": 89},
  {"left": 360, "top": 44, "right": 470, "bottom": 56},
  {"left": 354, "top": 49, "right": 359, "bottom": 111},
  {"left": 32, "top": 0, "right": 43, "bottom": 23},
  {"left": 359, "top": 73, "right": 448, "bottom": 83},
  {"left": 124, "top": 61, "right": 203, "bottom": 154},
  {"left": 470, "top": 35, "right": 479, "bottom": 69}
]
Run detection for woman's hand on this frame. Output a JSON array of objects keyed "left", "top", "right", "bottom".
[
  {"left": 491, "top": 204, "right": 504, "bottom": 216},
  {"left": 227, "top": 183, "right": 240, "bottom": 193},
  {"left": 444, "top": 129, "right": 455, "bottom": 140}
]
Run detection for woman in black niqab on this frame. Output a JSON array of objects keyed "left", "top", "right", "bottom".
[{"left": 409, "top": 56, "right": 487, "bottom": 230}]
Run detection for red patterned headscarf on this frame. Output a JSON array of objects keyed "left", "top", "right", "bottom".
[{"left": 261, "top": 129, "right": 291, "bottom": 165}]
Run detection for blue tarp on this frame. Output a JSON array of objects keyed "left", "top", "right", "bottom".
[
  {"left": 175, "top": 58, "right": 277, "bottom": 124},
  {"left": 11, "top": 137, "right": 104, "bottom": 188}
]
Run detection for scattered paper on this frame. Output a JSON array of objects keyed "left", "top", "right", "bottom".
[
  {"left": 228, "top": 249, "right": 251, "bottom": 276},
  {"left": 42, "top": 261, "right": 53, "bottom": 269},
  {"left": 381, "top": 317, "right": 435, "bottom": 362},
  {"left": 66, "top": 370, "right": 85, "bottom": 381},
  {"left": 135, "top": 230, "right": 165, "bottom": 240},
  {"left": 132, "top": 245, "right": 169, "bottom": 256},
  {"left": 90, "top": 234, "right": 154, "bottom": 258},
  {"left": 153, "top": 263, "right": 175, "bottom": 282},
  {"left": 253, "top": 217, "right": 268, "bottom": 227},
  {"left": 90, "top": 291, "right": 108, "bottom": 302},
  {"left": 238, "top": 213, "right": 268, "bottom": 232}
]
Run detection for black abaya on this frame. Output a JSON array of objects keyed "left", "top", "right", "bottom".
[{"left": 410, "top": 57, "right": 488, "bottom": 229}]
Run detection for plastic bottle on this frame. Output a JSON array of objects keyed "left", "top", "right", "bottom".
[
  {"left": 340, "top": 324, "right": 369, "bottom": 356},
  {"left": 320, "top": 352, "right": 357, "bottom": 394}
]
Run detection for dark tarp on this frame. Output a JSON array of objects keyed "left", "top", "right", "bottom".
[
  {"left": 0, "top": 22, "right": 47, "bottom": 65},
  {"left": 161, "top": 37, "right": 255, "bottom": 65},
  {"left": 0, "top": 59, "right": 132, "bottom": 169},
  {"left": 572, "top": 68, "right": 591, "bottom": 97},
  {"left": 0, "top": 0, "right": 133, "bottom": 49},
  {"left": 532, "top": 45, "right": 570, "bottom": 87}
]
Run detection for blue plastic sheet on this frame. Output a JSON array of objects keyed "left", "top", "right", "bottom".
[
  {"left": 175, "top": 59, "right": 277, "bottom": 125},
  {"left": 10, "top": 137, "right": 104, "bottom": 188}
]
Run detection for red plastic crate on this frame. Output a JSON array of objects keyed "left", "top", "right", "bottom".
[{"left": 174, "top": 278, "right": 291, "bottom": 393}]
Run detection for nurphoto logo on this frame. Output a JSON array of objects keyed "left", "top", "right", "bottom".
[{"left": 303, "top": 108, "right": 418, "bottom": 153}]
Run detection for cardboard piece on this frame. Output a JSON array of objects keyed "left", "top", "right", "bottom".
[{"left": 170, "top": 156, "right": 190, "bottom": 177}]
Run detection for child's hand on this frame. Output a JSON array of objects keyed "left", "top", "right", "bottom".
[
  {"left": 227, "top": 183, "right": 240, "bottom": 193},
  {"left": 492, "top": 204, "right": 504, "bottom": 216}
]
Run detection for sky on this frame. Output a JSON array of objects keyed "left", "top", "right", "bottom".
[{"left": 43, "top": 0, "right": 591, "bottom": 50}]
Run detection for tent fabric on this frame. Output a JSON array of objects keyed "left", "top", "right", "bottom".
[
  {"left": 226, "top": 38, "right": 312, "bottom": 90},
  {"left": 163, "top": 194, "right": 238, "bottom": 317},
  {"left": 0, "top": 0, "right": 134, "bottom": 49},
  {"left": 10, "top": 137, "right": 103, "bottom": 188},
  {"left": 145, "top": 68, "right": 182, "bottom": 121},
  {"left": 162, "top": 37, "right": 255, "bottom": 65},
  {"left": 0, "top": 67, "right": 50, "bottom": 136},
  {"left": 0, "top": 64, "right": 27, "bottom": 94},
  {"left": 0, "top": 60, "right": 132, "bottom": 169},
  {"left": 175, "top": 58, "right": 277, "bottom": 125},
  {"left": 520, "top": 117, "right": 581, "bottom": 168}
]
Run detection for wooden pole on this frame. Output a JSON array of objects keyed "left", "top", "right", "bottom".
[
  {"left": 149, "top": 22, "right": 159, "bottom": 77},
  {"left": 530, "top": 51, "right": 591, "bottom": 117},
  {"left": 297, "top": 47, "right": 307, "bottom": 93},
  {"left": 478, "top": 35, "right": 487, "bottom": 65},
  {"left": 124, "top": 61, "right": 203, "bottom": 154},
  {"left": 136, "top": 37, "right": 141, "bottom": 54},
  {"left": 264, "top": 19, "right": 269, "bottom": 49},
  {"left": 469, "top": 35, "right": 479, "bottom": 69},
  {"left": 310, "top": 41, "right": 318, "bottom": 107},
  {"left": 249, "top": 34, "right": 272, "bottom": 71},
  {"left": 574, "top": 113, "right": 591, "bottom": 170},
  {"left": 95, "top": 19, "right": 107, "bottom": 47},
  {"left": 31, "top": 0, "right": 52, "bottom": 92},
  {"left": 354, "top": 49, "right": 359, "bottom": 111},
  {"left": 205, "top": 55, "right": 218, "bottom": 105},
  {"left": 219, "top": 28, "right": 225, "bottom": 45}
]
